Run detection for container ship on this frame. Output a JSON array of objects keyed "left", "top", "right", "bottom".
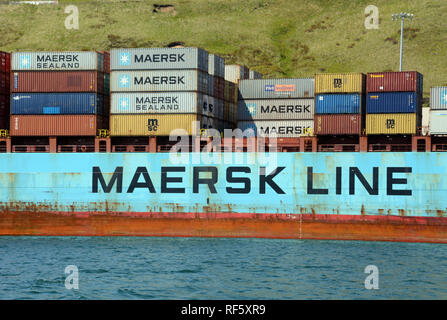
[{"left": 0, "top": 48, "right": 446, "bottom": 243}]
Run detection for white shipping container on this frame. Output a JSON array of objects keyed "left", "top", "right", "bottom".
[
  {"left": 12, "top": 51, "right": 104, "bottom": 71},
  {"left": 429, "top": 110, "right": 447, "bottom": 134},
  {"left": 237, "top": 120, "right": 314, "bottom": 137},
  {"left": 422, "top": 107, "right": 429, "bottom": 136},
  {"left": 225, "top": 65, "right": 249, "bottom": 83},
  {"left": 111, "top": 70, "right": 208, "bottom": 93},
  {"left": 110, "top": 47, "right": 208, "bottom": 71},
  {"left": 238, "top": 98, "right": 314, "bottom": 120},
  {"left": 110, "top": 92, "right": 206, "bottom": 114}
]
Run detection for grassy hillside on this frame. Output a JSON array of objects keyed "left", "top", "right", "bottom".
[{"left": 0, "top": 0, "right": 446, "bottom": 102}]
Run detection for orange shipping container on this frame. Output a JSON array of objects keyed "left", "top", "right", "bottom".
[{"left": 9, "top": 115, "right": 103, "bottom": 136}]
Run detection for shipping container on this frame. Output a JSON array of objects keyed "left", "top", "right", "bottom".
[
  {"left": 9, "top": 115, "right": 103, "bottom": 136},
  {"left": 237, "top": 120, "right": 314, "bottom": 137},
  {"left": 208, "top": 74, "right": 214, "bottom": 96},
  {"left": 367, "top": 92, "right": 420, "bottom": 114},
  {"left": 110, "top": 70, "right": 208, "bottom": 93},
  {"left": 216, "top": 99, "right": 224, "bottom": 120},
  {"left": 315, "top": 94, "right": 362, "bottom": 114},
  {"left": 225, "top": 65, "right": 249, "bottom": 83},
  {"left": 314, "top": 114, "right": 362, "bottom": 135},
  {"left": 11, "top": 93, "right": 104, "bottom": 115},
  {"left": 110, "top": 114, "right": 202, "bottom": 136},
  {"left": 422, "top": 107, "right": 429, "bottom": 136},
  {"left": 249, "top": 70, "right": 263, "bottom": 79},
  {"left": 238, "top": 79, "right": 314, "bottom": 99},
  {"left": 0, "top": 116, "right": 7, "bottom": 129},
  {"left": 12, "top": 51, "right": 104, "bottom": 71},
  {"left": 11, "top": 71, "right": 106, "bottom": 93},
  {"left": 213, "top": 76, "right": 224, "bottom": 100},
  {"left": 110, "top": 47, "right": 208, "bottom": 72},
  {"left": 111, "top": 92, "right": 206, "bottom": 114},
  {"left": 208, "top": 54, "right": 225, "bottom": 78},
  {"left": 238, "top": 98, "right": 314, "bottom": 120},
  {"left": 0, "top": 72, "right": 10, "bottom": 95},
  {"left": 0, "top": 51, "right": 11, "bottom": 74},
  {"left": 0, "top": 94, "right": 10, "bottom": 116},
  {"left": 366, "top": 71, "right": 423, "bottom": 93},
  {"left": 430, "top": 87, "right": 447, "bottom": 110},
  {"left": 366, "top": 113, "right": 418, "bottom": 135},
  {"left": 315, "top": 73, "right": 365, "bottom": 94},
  {"left": 429, "top": 110, "right": 447, "bottom": 135}
]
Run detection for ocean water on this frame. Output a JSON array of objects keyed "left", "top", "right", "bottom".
[{"left": 0, "top": 236, "right": 445, "bottom": 300}]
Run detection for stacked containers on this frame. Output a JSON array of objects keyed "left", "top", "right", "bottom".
[
  {"left": 365, "top": 71, "right": 423, "bottom": 135},
  {"left": 429, "top": 87, "right": 447, "bottom": 135},
  {"left": 237, "top": 79, "right": 314, "bottom": 137},
  {"left": 109, "top": 48, "right": 210, "bottom": 136},
  {"left": 249, "top": 70, "right": 263, "bottom": 80},
  {"left": 314, "top": 73, "right": 366, "bottom": 135},
  {"left": 208, "top": 54, "right": 225, "bottom": 133},
  {"left": 0, "top": 51, "right": 10, "bottom": 130},
  {"left": 223, "top": 80, "right": 238, "bottom": 130},
  {"left": 9, "top": 51, "right": 107, "bottom": 136}
]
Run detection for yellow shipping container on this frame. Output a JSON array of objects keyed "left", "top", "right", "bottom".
[
  {"left": 110, "top": 114, "right": 202, "bottom": 136},
  {"left": 366, "top": 113, "right": 417, "bottom": 135},
  {"left": 315, "top": 73, "right": 365, "bottom": 93}
]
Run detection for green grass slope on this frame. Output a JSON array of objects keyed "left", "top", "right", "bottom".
[{"left": 0, "top": 0, "right": 446, "bottom": 101}]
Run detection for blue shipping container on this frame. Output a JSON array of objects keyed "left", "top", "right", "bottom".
[
  {"left": 366, "top": 92, "right": 420, "bottom": 114},
  {"left": 315, "top": 94, "right": 362, "bottom": 114},
  {"left": 11, "top": 93, "right": 104, "bottom": 115}
]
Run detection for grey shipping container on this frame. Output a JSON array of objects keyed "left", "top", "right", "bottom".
[
  {"left": 237, "top": 120, "right": 314, "bottom": 137},
  {"left": 208, "top": 74, "right": 214, "bottom": 96},
  {"left": 12, "top": 51, "right": 104, "bottom": 71},
  {"left": 430, "top": 87, "right": 447, "bottom": 110},
  {"left": 238, "top": 78, "right": 314, "bottom": 99},
  {"left": 429, "top": 110, "right": 447, "bottom": 134},
  {"left": 216, "top": 99, "right": 224, "bottom": 120},
  {"left": 249, "top": 70, "right": 263, "bottom": 79},
  {"left": 208, "top": 54, "right": 225, "bottom": 78},
  {"left": 110, "top": 47, "right": 209, "bottom": 72},
  {"left": 111, "top": 70, "right": 209, "bottom": 93},
  {"left": 238, "top": 98, "right": 314, "bottom": 120},
  {"left": 110, "top": 92, "right": 206, "bottom": 114}
]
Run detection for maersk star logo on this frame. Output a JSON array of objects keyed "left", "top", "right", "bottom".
[
  {"left": 247, "top": 103, "right": 257, "bottom": 116},
  {"left": 119, "top": 52, "right": 131, "bottom": 66},
  {"left": 19, "top": 55, "right": 31, "bottom": 69},
  {"left": 118, "top": 74, "right": 130, "bottom": 88},
  {"left": 441, "top": 90, "right": 447, "bottom": 105},
  {"left": 118, "top": 97, "right": 130, "bottom": 110}
]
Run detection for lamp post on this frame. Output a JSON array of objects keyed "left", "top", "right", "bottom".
[{"left": 392, "top": 12, "right": 414, "bottom": 71}]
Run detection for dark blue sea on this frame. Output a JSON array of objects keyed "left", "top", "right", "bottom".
[{"left": 0, "top": 237, "right": 445, "bottom": 300}]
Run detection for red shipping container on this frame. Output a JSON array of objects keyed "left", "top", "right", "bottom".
[
  {"left": 314, "top": 114, "right": 363, "bottom": 135},
  {"left": 11, "top": 71, "right": 105, "bottom": 93},
  {"left": 0, "top": 94, "right": 9, "bottom": 116},
  {"left": 10, "top": 115, "right": 104, "bottom": 136},
  {"left": 0, "top": 72, "right": 10, "bottom": 94},
  {"left": 0, "top": 51, "right": 11, "bottom": 74},
  {"left": 366, "top": 71, "right": 423, "bottom": 93}
]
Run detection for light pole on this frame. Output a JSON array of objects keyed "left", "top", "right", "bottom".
[{"left": 392, "top": 12, "right": 414, "bottom": 71}]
